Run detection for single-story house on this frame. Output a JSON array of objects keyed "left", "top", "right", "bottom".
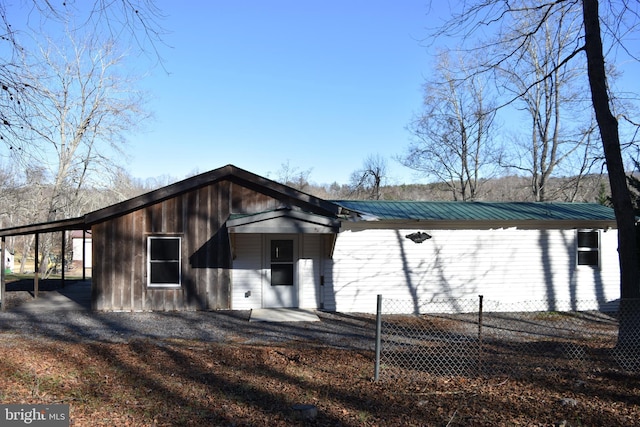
[
  {"left": 70, "top": 230, "right": 92, "bottom": 270},
  {"left": 0, "top": 165, "right": 621, "bottom": 313},
  {"left": 3, "top": 249, "right": 13, "bottom": 273}
]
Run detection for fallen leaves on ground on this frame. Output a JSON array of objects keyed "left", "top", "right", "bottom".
[{"left": 0, "top": 336, "right": 639, "bottom": 426}]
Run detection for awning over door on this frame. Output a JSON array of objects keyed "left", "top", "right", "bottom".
[{"left": 227, "top": 209, "right": 340, "bottom": 234}]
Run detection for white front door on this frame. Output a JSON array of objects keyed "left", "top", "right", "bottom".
[{"left": 263, "top": 236, "right": 298, "bottom": 308}]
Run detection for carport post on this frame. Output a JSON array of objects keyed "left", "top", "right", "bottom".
[
  {"left": 82, "top": 230, "right": 86, "bottom": 281},
  {"left": 1, "top": 236, "right": 5, "bottom": 312},
  {"left": 34, "top": 233, "right": 39, "bottom": 298},
  {"left": 60, "top": 230, "right": 65, "bottom": 287}
]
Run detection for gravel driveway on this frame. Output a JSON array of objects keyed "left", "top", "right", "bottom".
[{"left": 0, "top": 284, "right": 376, "bottom": 350}]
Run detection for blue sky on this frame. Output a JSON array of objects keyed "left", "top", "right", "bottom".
[{"left": 126, "top": 1, "right": 439, "bottom": 185}]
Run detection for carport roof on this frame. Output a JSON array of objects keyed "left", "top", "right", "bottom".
[{"left": 0, "top": 217, "right": 86, "bottom": 237}]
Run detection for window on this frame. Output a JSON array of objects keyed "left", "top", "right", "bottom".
[
  {"left": 148, "top": 236, "right": 181, "bottom": 287},
  {"left": 271, "top": 239, "right": 294, "bottom": 286},
  {"left": 577, "top": 230, "right": 599, "bottom": 267}
]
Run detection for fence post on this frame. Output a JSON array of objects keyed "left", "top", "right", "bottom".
[
  {"left": 478, "top": 295, "right": 484, "bottom": 373},
  {"left": 478, "top": 294, "right": 484, "bottom": 342},
  {"left": 374, "top": 294, "right": 382, "bottom": 382}
]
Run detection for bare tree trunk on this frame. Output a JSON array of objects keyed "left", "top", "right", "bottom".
[{"left": 582, "top": 0, "right": 640, "bottom": 347}]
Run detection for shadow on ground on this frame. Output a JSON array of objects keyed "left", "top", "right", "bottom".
[{"left": 0, "top": 280, "right": 376, "bottom": 351}]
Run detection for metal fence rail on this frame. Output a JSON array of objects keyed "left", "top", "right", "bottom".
[{"left": 374, "top": 295, "right": 640, "bottom": 382}]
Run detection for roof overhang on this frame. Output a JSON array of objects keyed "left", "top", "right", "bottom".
[
  {"left": 0, "top": 217, "right": 87, "bottom": 237},
  {"left": 340, "top": 218, "right": 618, "bottom": 231},
  {"left": 227, "top": 210, "right": 340, "bottom": 234}
]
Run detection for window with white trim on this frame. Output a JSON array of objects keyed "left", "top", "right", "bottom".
[
  {"left": 147, "top": 236, "right": 181, "bottom": 287},
  {"left": 577, "top": 230, "right": 599, "bottom": 267}
]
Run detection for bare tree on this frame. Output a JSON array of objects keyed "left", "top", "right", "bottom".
[
  {"left": 19, "top": 28, "right": 146, "bottom": 222},
  {"left": 349, "top": 154, "right": 388, "bottom": 200},
  {"left": 402, "top": 52, "right": 498, "bottom": 201},
  {"left": 0, "top": 1, "right": 164, "bottom": 152},
  {"left": 497, "top": 4, "right": 597, "bottom": 201},
  {"left": 272, "top": 160, "right": 313, "bottom": 192},
  {"left": 431, "top": 0, "right": 640, "bottom": 343},
  {"left": 9, "top": 24, "right": 147, "bottom": 274}
]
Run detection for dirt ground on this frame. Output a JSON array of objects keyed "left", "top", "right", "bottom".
[
  {"left": 0, "top": 335, "right": 639, "bottom": 426},
  {"left": 1, "top": 286, "right": 639, "bottom": 426}
]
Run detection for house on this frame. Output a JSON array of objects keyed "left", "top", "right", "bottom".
[
  {"left": 3, "top": 249, "right": 13, "bottom": 273},
  {"left": 0, "top": 165, "right": 621, "bottom": 313},
  {"left": 70, "top": 230, "right": 92, "bottom": 271},
  {"left": 326, "top": 200, "right": 619, "bottom": 313}
]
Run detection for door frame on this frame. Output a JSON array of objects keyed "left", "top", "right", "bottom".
[{"left": 263, "top": 234, "right": 299, "bottom": 308}]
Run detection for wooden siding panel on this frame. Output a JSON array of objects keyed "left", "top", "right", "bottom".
[
  {"left": 150, "top": 289, "right": 164, "bottom": 311},
  {"left": 207, "top": 184, "right": 219, "bottom": 309},
  {"left": 94, "top": 178, "right": 296, "bottom": 311},
  {"left": 327, "top": 228, "right": 622, "bottom": 313},
  {"left": 163, "top": 196, "right": 182, "bottom": 234},
  {"left": 204, "top": 184, "right": 214, "bottom": 309},
  {"left": 211, "top": 182, "right": 231, "bottom": 309},
  {"left": 172, "top": 195, "right": 187, "bottom": 310},
  {"left": 91, "top": 222, "right": 108, "bottom": 310},
  {"left": 119, "top": 214, "right": 133, "bottom": 311},
  {"left": 168, "top": 288, "right": 180, "bottom": 311},
  {"left": 132, "top": 210, "right": 145, "bottom": 311},
  {"left": 108, "top": 218, "right": 121, "bottom": 310},
  {"left": 231, "top": 182, "right": 281, "bottom": 214},
  {"left": 149, "top": 203, "right": 163, "bottom": 233},
  {"left": 182, "top": 189, "right": 199, "bottom": 310},
  {"left": 220, "top": 182, "right": 232, "bottom": 308},
  {"left": 196, "top": 185, "right": 210, "bottom": 310}
]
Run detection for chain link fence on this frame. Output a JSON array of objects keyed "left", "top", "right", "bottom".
[{"left": 374, "top": 295, "right": 640, "bottom": 382}]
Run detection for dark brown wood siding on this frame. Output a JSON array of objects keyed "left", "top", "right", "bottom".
[{"left": 91, "top": 179, "right": 285, "bottom": 311}]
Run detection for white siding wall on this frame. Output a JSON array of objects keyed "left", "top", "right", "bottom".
[
  {"left": 231, "top": 234, "right": 264, "bottom": 310},
  {"left": 299, "top": 235, "right": 322, "bottom": 309},
  {"left": 323, "top": 227, "right": 621, "bottom": 313}
]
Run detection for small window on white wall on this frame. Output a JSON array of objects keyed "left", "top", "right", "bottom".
[
  {"left": 148, "top": 236, "right": 181, "bottom": 287},
  {"left": 577, "top": 230, "right": 599, "bottom": 267}
]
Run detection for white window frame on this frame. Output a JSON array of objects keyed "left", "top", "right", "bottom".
[
  {"left": 577, "top": 229, "right": 600, "bottom": 268},
  {"left": 147, "top": 236, "right": 182, "bottom": 288}
]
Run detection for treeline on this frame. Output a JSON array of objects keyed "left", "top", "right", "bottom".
[
  {"left": 0, "top": 170, "right": 613, "bottom": 234},
  {"left": 294, "top": 174, "right": 611, "bottom": 204}
]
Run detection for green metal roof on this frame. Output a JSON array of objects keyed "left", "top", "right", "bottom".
[{"left": 331, "top": 200, "right": 617, "bottom": 222}]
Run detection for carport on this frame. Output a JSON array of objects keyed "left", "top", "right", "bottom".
[{"left": 0, "top": 217, "right": 90, "bottom": 311}]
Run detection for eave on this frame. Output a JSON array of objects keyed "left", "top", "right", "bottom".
[{"left": 0, "top": 217, "right": 86, "bottom": 237}]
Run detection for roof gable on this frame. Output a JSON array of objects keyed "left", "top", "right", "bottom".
[
  {"left": 85, "top": 164, "right": 340, "bottom": 225},
  {"left": 0, "top": 165, "right": 341, "bottom": 236}
]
